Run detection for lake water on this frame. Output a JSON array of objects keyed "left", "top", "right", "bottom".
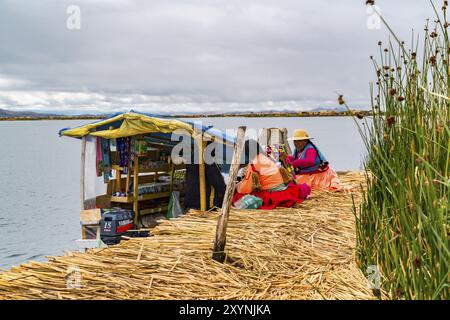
[{"left": 0, "top": 117, "right": 367, "bottom": 270}]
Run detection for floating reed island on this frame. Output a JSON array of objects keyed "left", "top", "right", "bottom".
[{"left": 0, "top": 172, "right": 377, "bottom": 300}]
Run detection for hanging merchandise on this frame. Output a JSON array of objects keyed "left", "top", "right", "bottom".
[
  {"left": 117, "top": 137, "right": 130, "bottom": 173},
  {"left": 110, "top": 139, "right": 117, "bottom": 152},
  {"left": 101, "top": 138, "right": 112, "bottom": 183},
  {"left": 130, "top": 137, "right": 135, "bottom": 164},
  {"left": 96, "top": 137, "right": 103, "bottom": 177}
]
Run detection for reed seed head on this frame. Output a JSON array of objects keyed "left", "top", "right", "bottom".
[
  {"left": 413, "top": 257, "right": 421, "bottom": 268},
  {"left": 429, "top": 56, "right": 437, "bottom": 65},
  {"left": 387, "top": 116, "right": 396, "bottom": 126}
]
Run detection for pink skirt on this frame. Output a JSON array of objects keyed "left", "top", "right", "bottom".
[{"left": 294, "top": 167, "right": 347, "bottom": 191}]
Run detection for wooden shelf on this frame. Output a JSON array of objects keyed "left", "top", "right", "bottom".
[
  {"left": 110, "top": 191, "right": 173, "bottom": 203},
  {"left": 110, "top": 196, "right": 134, "bottom": 203},
  {"left": 109, "top": 153, "right": 186, "bottom": 226},
  {"left": 136, "top": 152, "right": 160, "bottom": 158},
  {"left": 138, "top": 164, "right": 185, "bottom": 173},
  {"left": 137, "top": 191, "right": 172, "bottom": 201},
  {"left": 140, "top": 205, "right": 169, "bottom": 216}
]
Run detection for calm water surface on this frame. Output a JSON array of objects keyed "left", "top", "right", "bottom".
[{"left": 0, "top": 117, "right": 367, "bottom": 270}]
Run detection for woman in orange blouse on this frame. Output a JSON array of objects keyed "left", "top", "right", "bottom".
[
  {"left": 233, "top": 140, "right": 311, "bottom": 209},
  {"left": 236, "top": 140, "right": 286, "bottom": 194}
]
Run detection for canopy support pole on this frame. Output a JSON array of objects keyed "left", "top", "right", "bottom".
[
  {"left": 212, "top": 126, "right": 246, "bottom": 262},
  {"left": 80, "top": 137, "right": 86, "bottom": 210},
  {"left": 195, "top": 131, "right": 207, "bottom": 211},
  {"left": 133, "top": 150, "right": 140, "bottom": 226}
]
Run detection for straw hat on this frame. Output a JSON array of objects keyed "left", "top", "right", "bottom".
[{"left": 288, "top": 129, "right": 313, "bottom": 141}]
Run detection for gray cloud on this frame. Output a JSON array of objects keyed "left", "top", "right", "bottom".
[{"left": 0, "top": 0, "right": 434, "bottom": 114}]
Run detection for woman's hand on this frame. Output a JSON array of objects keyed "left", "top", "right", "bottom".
[{"left": 285, "top": 155, "right": 294, "bottom": 164}]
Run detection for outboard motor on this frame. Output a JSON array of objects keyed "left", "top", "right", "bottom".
[{"left": 100, "top": 208, "right": 135, "bottom": 245}]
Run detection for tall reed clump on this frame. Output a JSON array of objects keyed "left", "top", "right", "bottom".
[{"left": 354, "top": 1, "right": 450, "bottom": 299}]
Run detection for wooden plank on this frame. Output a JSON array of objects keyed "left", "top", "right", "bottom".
[
  {"left": 269, "top": 128, "right": 280, "bottom": 145},
  {"left": 110, "top": 196, "right": 134, "bottom": 203},
  {"left": 113, "top": 166, "right": 122, "bottom": 193},
  {"left": 111, "top": 190, "right": 180, "bottom": 203},
  {"left": 80, "top": 208, "right": 101, "bottom": 225},
  {"left": 138, "top": 164, "right": 185, "bottom": 174},
  {"left": 280, "top": 128, "right": 292, "bottom": 155},
  {"left": 137, "top": 191, "right": 172, "bottom": 201},
  {"left": 140, "top": 205, "right": 169, "bottom": 216},
  {"left": 212, "top": 126, "right": 246, "bottom": 262},
  {"left": 258, "top": 128, "right": 268, "bottom": 146},
  {"left": 266, "top": 128, "right": 271, "bottom": 146}
]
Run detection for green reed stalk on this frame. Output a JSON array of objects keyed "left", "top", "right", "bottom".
[{"left": 353, "top": 1, "right": 449, "bottom": 299}]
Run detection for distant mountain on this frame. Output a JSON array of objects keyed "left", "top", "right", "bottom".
[
  {"left": 1, "top": 106, "right": 366, "bottom": 119},
  {"left": 311, "top": 106, "right": 347, "bottom": 112},
  {"left": 0, "top": 108, "right": 57, "bottom": 118}
]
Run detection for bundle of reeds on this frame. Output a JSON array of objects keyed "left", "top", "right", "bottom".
[
  {"left": 354, "top": 2, "right": 450, "bottom": 299},
  {"left": 0, "top": 173, "right": 374, "bottom": 300}
]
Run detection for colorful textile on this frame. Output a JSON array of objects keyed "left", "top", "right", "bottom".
[
  {"left": 233, "top": 183, "right": 311, "bottom": 210},
  {"left": 294, "top": 167, "right": 348, "bottom": 191},
  {"left": 236, "top": 154, "right": 285, "bottom": 194},
  {"left": 101, "top": 138, "right": 112, "bottom": 183},
  {"left": 117, "top": 137, "right": 130, "bottom": 173},
  {"left": 96, "top": 137, "right": 103, "bottom": 177},
  {"left": 268, "top": 184, "right": 288, "bottom": 192}
]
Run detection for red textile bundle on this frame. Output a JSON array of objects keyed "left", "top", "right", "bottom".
[{"left": 232, "top": 183, "right": 311, "bottom": 210}]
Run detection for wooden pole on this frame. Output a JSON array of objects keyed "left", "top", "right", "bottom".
[
  {"left": 133, "top": 148, "right": 140, "bottom": 226},
  {"left": 212, "top": 126, "right": 246, "bottom": 262},
  {"left": 80, "top": 137, "right": 87, "bottom": 210},
  {"left": 195, "top": 132, "right": 207, "bottom": 211}
]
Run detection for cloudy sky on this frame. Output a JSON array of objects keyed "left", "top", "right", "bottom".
[{"left": 0, "top": 0, "right": 435, "bottom": 114}]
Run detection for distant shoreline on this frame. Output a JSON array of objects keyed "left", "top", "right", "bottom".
[{"left": 0, "top": 110, "right": 374, "bottom": 121}]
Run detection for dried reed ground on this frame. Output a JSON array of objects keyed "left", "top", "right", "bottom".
[{"left": 0, "top": 172, "right": 375, "bottom": 300}]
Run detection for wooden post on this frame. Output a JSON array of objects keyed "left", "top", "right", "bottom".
[
  {"left": 212, "top": 126, "right": 246, "bottom": 262},
  {"left": 280, "top": 128, "right": 292, "bottom": 155},
  {"left": 195, "top": 132, "right": 207, "bottom": 211},
  {"left": 80, "top": 137, "right": 87, "bottom": 210},
  {"left": 258, "top": 128, "right": 268, "bottom": 146},
  {"left": 125, "top": 139, "right": 131, "bottom": 196},
  {"left": 133, "top": 151, "right": 140, "bottom": 226}
]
